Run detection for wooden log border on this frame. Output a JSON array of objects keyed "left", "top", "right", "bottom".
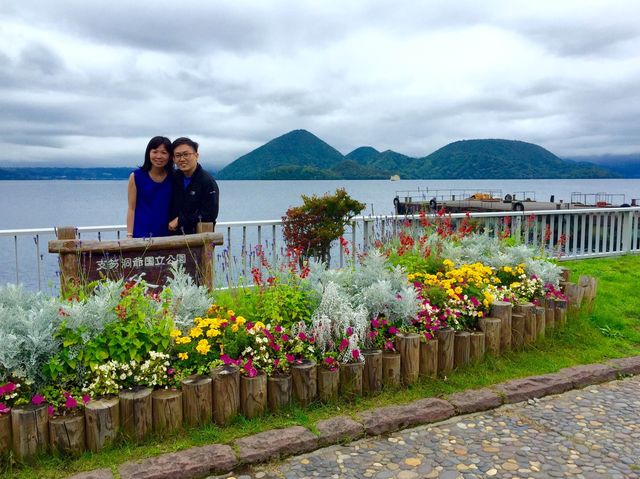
[{"left": 2, "top": 270, "right": 595, "bottom": 460}]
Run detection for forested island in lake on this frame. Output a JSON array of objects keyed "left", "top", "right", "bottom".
[{"left": 2, "top": 129, "right": 639, "bottom": 180}]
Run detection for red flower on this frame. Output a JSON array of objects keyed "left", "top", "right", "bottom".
[{"left": 338, "top": 338, "right": 349, "bottom": 352}]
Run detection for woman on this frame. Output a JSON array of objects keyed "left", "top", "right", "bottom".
[{"left": 126, "top": 136, "right": 174, "bottom": 238}]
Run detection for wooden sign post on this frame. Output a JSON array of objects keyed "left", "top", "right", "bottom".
[{"left": 48, "top": 225, "right": 223, "bottom": 293}]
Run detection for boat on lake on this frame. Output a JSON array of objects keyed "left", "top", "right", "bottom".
[{"left": 393, "top": 188, "right": 634, "bottom": 215}]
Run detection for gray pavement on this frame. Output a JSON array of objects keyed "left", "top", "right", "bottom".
[{"left": 210, "top": 376, "right": 640, "bottom": 479}]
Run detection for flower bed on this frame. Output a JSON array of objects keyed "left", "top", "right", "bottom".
[{"left": 0, "top": 222, "right": 593, "bottom": 464}]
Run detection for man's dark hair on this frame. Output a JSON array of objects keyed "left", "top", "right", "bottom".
[
  {"left": 142, "top": 136, "right": 173, "bottom": 172},
  {"left": 172, "top": 137, "right": 199, "bottom": 152}
]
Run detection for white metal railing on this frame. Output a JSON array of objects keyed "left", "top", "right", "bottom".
[{"left": 1, "top": 207, "right": 638, "bottom": 292}]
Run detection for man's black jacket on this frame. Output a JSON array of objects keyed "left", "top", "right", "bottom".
[{"left": 170, "top": 164, "right": 219, "bottom": 234}]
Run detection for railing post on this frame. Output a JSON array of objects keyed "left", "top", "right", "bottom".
[
  {"left": 363, "top": 218, "right": 370, "bottom": 252},
  {"left": 622, "top": 210, "right": 633, "bottom": 252}
]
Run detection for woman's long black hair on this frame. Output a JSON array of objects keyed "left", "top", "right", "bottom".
[{"left": 141, "top": 136, "right": 173, "bottom": 172}]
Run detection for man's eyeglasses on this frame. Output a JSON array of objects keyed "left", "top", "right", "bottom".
[{"left": 174, "top": 152, "right": 194, "bottom": 160}]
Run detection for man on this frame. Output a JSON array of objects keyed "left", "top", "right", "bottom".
[{"left": 169, "top": 137, "right": 219, "bottom": 234}]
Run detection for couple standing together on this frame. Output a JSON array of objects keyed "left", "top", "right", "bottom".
[{"left": 126, "top": 136, "right": 219, "bottom": 239}]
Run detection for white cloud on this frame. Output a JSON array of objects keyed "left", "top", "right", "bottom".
[{"left": 1, "top": 0, "right": 639, "bottom": 167}]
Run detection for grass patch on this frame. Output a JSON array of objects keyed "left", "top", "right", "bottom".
[{"left": 4, "top": 255, "right": 640, "bottom": 479}]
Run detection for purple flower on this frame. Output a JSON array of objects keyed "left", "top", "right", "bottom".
[
  {"left": 167, "top": 368, "right": 175, "bottom": 376},
  {"left": 31, "top": 394, "right": 45, "bottom": 405}
]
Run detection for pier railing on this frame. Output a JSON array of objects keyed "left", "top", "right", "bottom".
[{"left": 1, "top": 207, "right": 638, "bottom": 292}]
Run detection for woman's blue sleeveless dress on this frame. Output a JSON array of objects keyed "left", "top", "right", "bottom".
[{"left": 132, "top": 169, "right": 172, "bottom": 238}]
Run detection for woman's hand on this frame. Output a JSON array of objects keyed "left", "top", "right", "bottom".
[{"left": 168, "top": 217, "right": 179, "bottom": 231}]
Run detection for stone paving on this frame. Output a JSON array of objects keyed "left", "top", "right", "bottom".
[{"left": 209, "top": 375, "right": 640, "bottom": 479}]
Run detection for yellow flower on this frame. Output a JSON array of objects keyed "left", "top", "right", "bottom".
[
  {"left": 443, "top": 259, "right": 454, "bottom": 269},
  {"left": 231, "top": 324, "right": 239, "bottom": 333},
  {"left": 175, "top": 336, "right": 191, "bottom": 344},
  {"left": 189, "top": 327, "right": 203, "bottom": 338},
  {"left": 178, "top": 352, "right": 189, "bottom": 360},
  {"left": 503, "top": 266, "right": 512, "bottom": 273},
  {"left": 454, "top": 286, "right": 463, "bottom": 295},
  {"left": 194, "top": 316, "right": 203, "bottom": 326},
  {"left": 206, "top": 328, "right": 220, "bottom": 338},
  {"left": 235, "top": 316, "right": 246, "bottom": 326},
  {"left": 170, "top": 329, "right": 182, "bottom": 338},
  {"left": 477, "top": 311, "right": 484, "bottom": 318},
  {"left": 254, "top": 321, "right": 265, "bottom": 330},
  {"left": 510, "top": 282, "right": 521, "bottom": 289},
  {"left": 227, "top": 310, "right": 235, "bottom": 317},
  {"left": 196, "top": 339, "right": 211, "bottom": 355}
]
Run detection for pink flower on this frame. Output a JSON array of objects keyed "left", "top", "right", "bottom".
[
  {"left": 0, "top": 403, "right": 9, "bottom": 414},
  {"left": 298, "top": 332, "right": 307, "bottom": 341},
  {"left": 31, "top": 394, "right": 45, "bottom": 405},
  {"left": 368, "top": 331, "right": 378, "bottom": 339},
  {"left": 352, "top": 349, "right": 360, "bottom": 360},
  {"left": 384, "top": 341, "right": 395, "bottom": 351},
  {"left": 324, "top": 356, "right": 335, "bottom": 366},
  {"left": 271, "top": 343, "right": 281, "bottom": 352},
  {"left": 0, "top": 382, "right": 16, "bottom": 396},
  {"left": 245, "top": 321, "right": 254, "bottom": 330},
  {"left": 274, "top": 358, "right": 280, "bottom": 367},
  {"left": 281, "top": 334, "right": 290, "bottom": 342},
  {"left": 47, "top": 405, "right": 55, "bottom": 416},
  {"left": 82, "top": 395, "right": 91, "bottom": 405},
  {"left": 371, "top": 318, "right": 380, "bottom": 328},
  {"left": 221, "top": 354, "right": 240, "bottom": 366},
  {"left": 62, "top": 391, "right": 71, "bottom": 399},
  {"left": 285, "top": 354, "right": 295, "bottom": 362},
  {"left": 167, "top": 368, "right": 175, "bottom": 376},
  {"left": 338, "top": 338, "right": 349, "bottom": 352},
  {"left": 274, "top": 325, "right": 283, "bottom": 333},
  {"left": 388, "top": 326, "right": 398, "bottom": 335},
  {"left": 64, "top": 396, "right": 78, "bottom": 409},
  {"left": 381, "top": 318, "right": 388, "bottom": 326},
  {"left": 346, "top": 326, "right": 353, "bottom": 336}
]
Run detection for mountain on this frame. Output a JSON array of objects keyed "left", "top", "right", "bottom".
[
  {"left": 217, "top": 132, "right": 618, "bottom": 180},
  {"left": 564, "top": 154, "right": 640, "bottom": 178},
  {"left": 411, "top": 139, "right": 619, "bottom": 179},
  {"left": 217, "top": 129, "right": 345, "bottom": 180},
  {"left": 0, "top": 167, "right": 134, "bottom": 180},
  {"left": 345, "top": 146, "right": 381, "bottom": 163}
]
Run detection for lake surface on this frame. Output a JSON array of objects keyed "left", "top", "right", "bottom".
[
  {"left": 1, "top": 178, "right": 639, "bottom": 290},
  {"left": 2, "top": 178, "right": 639, "bottom": 229}
]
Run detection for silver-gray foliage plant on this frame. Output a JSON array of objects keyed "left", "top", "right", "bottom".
[{"left": 164, "top": 262, "right": 213, "bottom": 331}]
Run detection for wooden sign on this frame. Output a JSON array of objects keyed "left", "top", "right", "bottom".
[{"left": 48, "top": 225, "right": 223, "bottom": 293}]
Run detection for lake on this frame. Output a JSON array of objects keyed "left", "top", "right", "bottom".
[{"left": 1, "top": 178, "right": 639, "bottom": 290}]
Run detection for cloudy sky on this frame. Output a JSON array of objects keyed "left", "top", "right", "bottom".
[{"left": 1, "top": 0, "right": 639, "bottom": 169}]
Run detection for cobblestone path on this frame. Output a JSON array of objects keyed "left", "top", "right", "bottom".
[{"left": 210, "top": 376, "right": 640, "bottom": 479}]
